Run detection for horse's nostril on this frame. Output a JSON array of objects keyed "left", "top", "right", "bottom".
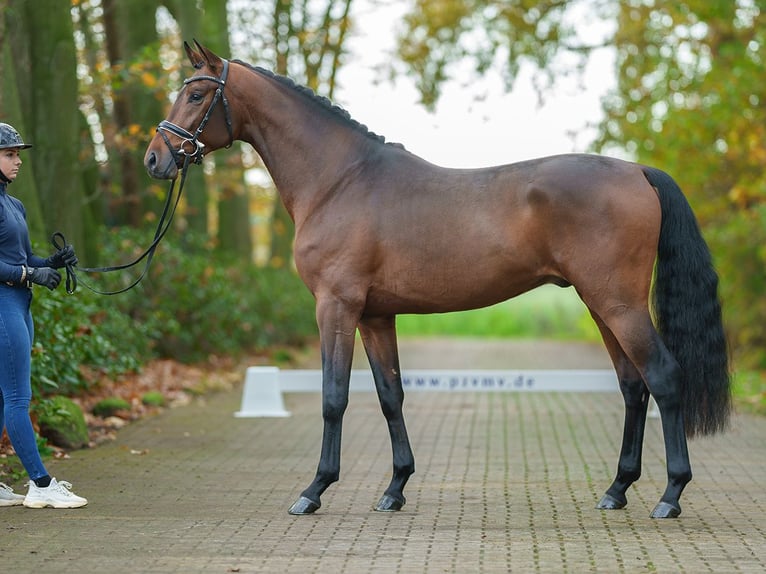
[{"left": 146, "top": 151, "right": 157, "bottom": 170}]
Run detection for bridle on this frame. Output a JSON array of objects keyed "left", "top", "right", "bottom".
[
  {"left": 156, "top": 58, "right": 234, "bottom": 166},
  {"left": 55, "top": 59, "right": 234, "bottom": 295}
]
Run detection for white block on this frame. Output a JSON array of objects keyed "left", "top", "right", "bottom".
[
  {"left": 276, "top": 369, "right": 618, "bottom": 393},
  {"left": 234, "top": 366, "right": 291, "bottom": 418},
  {"left": 234, "top": 366, "right": 620, "bottom": 418}
]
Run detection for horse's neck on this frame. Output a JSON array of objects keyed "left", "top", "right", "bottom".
[{"left": 239, "top": 73, "right": 370, "bottom": 223}]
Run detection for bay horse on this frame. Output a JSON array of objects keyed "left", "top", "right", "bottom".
[{"left": 144, "top": 41, "right": 731, "bottom": 519}]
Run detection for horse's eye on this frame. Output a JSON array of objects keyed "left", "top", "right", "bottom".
[{"left": 188, "top": 92, "right": 204, "bottom": 104}]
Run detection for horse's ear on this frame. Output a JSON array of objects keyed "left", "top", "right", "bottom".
[
  {"left": 184, "top": 41, "right": 205, "bottom": 70},
  {"left": 193, "top": 40, "right": 223, "bottom": 71}
]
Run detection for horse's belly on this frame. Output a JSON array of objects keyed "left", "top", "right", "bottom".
[{"left": 364, "top": 264, "right": 544, "bottom": 315}]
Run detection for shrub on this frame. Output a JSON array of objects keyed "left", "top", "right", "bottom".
[
  {"left": 31, "top": 281, "right": 143, "bottom": 398},
  {"left": 94, "top": 228, "right": 317, "bottom": 362},
  {"left": 92, "top": 397, "right": 132, "bottom": 417},
  {"left": 141, "top": 391, "right": 165, "bottom": 407},
  {"left": 30, "top": 227, "right": 317, "bottom": 402}
]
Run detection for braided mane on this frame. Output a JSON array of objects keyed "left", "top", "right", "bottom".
[{"left": 232, "top": 60, "right": 404, "bottom": 149}]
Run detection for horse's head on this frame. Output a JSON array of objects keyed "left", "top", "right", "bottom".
[{"left": 144, "top": 40, "right": 234, "bottom": 179}]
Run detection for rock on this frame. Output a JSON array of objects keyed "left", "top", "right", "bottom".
[
  {"left": 103, "top": 416, "right": 127, "bottom": 429},
  {"left": 37, "top": 396, "right": 89, "bottom": 450}
]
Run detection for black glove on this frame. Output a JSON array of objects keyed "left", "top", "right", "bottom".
[
  {"left": 28, "top": 267, "right": 61, "bottom": 290},
  {"left": 46, "top": 244, "right": 78, "bottom": 269}
]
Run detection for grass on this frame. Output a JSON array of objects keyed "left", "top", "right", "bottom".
[{"left": 395, "top": 285, "right": 601, "bottom": 341}]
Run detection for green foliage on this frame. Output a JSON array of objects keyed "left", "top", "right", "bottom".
[
  {"left": 0, "top": 455, "right": 26, "bottom": 485},
  {"left": 141, "top": 391, "right": 165, "bottom": 407},
  {"left": 86, "top": 228, "right": 317, "bottom": 362},
  {"left": 709, "top": 206, "right": 766, "bottom": 368},
  {"left": 92, "top": 397, "right": 131, "bottom": 418},
  {"left": 29, "top": 227, "right": 317, "bottom": 402},
  {"left": 31, "top": 280, "right": 143, "bottom": 399},
  {"left": 395, "top": 0, "right": 590, "bottom": 109}
]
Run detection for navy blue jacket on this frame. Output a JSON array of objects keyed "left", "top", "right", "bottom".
[{"left": 0, "top": 181, "right": 47, "bottom": 284}]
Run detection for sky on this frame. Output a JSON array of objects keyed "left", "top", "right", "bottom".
[{"left": 334, "top": 1, "right": 617, "bottom": 169}]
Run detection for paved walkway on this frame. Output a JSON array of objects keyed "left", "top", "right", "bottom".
[{"left": 2, "top": 339, "right": 765, "bottom": 573}]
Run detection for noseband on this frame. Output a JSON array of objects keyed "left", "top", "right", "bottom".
[{"left": 156, "top": 58, "right": 234, "bottom": 166}]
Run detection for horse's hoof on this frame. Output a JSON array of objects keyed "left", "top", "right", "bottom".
[
  {"left": 288, "top": 496, "right": 321, "bottom": 515},
  {"left": 650, "top": 501, "right": 681, "bottom": 518},
  {"left": 596, "top": 493, "right": 626, "bottom": 510},
  {"left": 374, "top": 494, "right": 405, "bottom": 512}
]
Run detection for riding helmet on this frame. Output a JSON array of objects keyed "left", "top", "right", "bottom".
[{"left": 0, "top": 123, "right": 32, "bottom": 150}]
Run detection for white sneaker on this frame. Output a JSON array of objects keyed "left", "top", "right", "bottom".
[
  {"left": 23, "top": 478, "right": 88, "bottom": 509},
  {"left": 0, "top": 482, "right": 25, "bottom": 506}
]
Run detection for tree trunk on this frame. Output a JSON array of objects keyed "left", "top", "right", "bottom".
[
  {"left": 6, "top": 0, "right": 86, "bottom": 250},
  {"left": 203, "top": 0, "right": 252, "bottom": 260},
  {"left": 1, "top": 2, "right": 45, "bottom": 242},
  {"left": 102, "top": 0, "right": 164, "bottom": 227}
]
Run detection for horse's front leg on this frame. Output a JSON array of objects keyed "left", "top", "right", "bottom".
[
  {"left": 358, "top": 316, "right": 415, "bottom": 512},
  {"left": 288, "top": 297, "right": 360, "bottom": 515}
]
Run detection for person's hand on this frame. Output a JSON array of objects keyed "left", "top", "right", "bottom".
[
  {"left": 46, "top": 244, "right": 78, "bottom": 269},
  {"left": 28, "top": 267, "right": 61, "bottom": 290}
]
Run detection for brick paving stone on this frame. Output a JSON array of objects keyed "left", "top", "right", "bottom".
[{"left": 1, "top": 339, "right": 764, "bottom": 573}]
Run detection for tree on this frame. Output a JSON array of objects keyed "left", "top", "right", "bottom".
[
  {"left": 3, "top": 0, "right": 89, "bottom": 250},
  {"left": 102, "top": 0, "right": 166, "bottom": 226},
  {"left": 161, "top": 0, "right": 253, "bottom": 258},
  {"left": 1, "top": 1, "right": 44, "bottom": 240},
  {"left": 394, "top": 0, "right": 592, "bottom": 110},
  {"left": 593, "top": 1, "right": 766, "bottom": 367},
  {"left": 200, "top": 1, "right": 253, "bottom": 259}
]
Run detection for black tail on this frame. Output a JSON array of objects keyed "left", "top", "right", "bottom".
[{"left": 643, "top": 166, "right": 731, "bottom": 437}]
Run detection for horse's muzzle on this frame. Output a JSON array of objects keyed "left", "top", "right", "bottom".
[{"left": 144, "top": 147, "right": 178, "bottom": 180}]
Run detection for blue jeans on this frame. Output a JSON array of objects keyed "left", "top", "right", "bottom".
[{"left": 0, "top": 285, "right": 48, "bottom": 481}]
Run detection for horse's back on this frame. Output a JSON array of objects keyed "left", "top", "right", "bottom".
[{"left": 374, "top": 152, "right": 662, "bottom": 271}]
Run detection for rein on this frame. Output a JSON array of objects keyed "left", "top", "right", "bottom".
[
  {"left": 56, "top": 59, "right": 233, "bottom": 295},
  {"left": 55, "top": 155, "right": 191, "bottom": 295}
]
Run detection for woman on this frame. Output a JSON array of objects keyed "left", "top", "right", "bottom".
[{"left": 0, "top": 122, "right": 87, "bottom": 508}]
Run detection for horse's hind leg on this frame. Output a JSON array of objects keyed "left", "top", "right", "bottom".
[
  {"left": 590, "top": 312, "right": 651, "bottom": 511},
  {"left": 642, "top": 330, "right": 692, "bottom": 518},
  {"left": 593, "top": 307, "right": 691, "bottom": 518},
  {"left": 358, "top": 315, "right": 415, "bottom": 511}
]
